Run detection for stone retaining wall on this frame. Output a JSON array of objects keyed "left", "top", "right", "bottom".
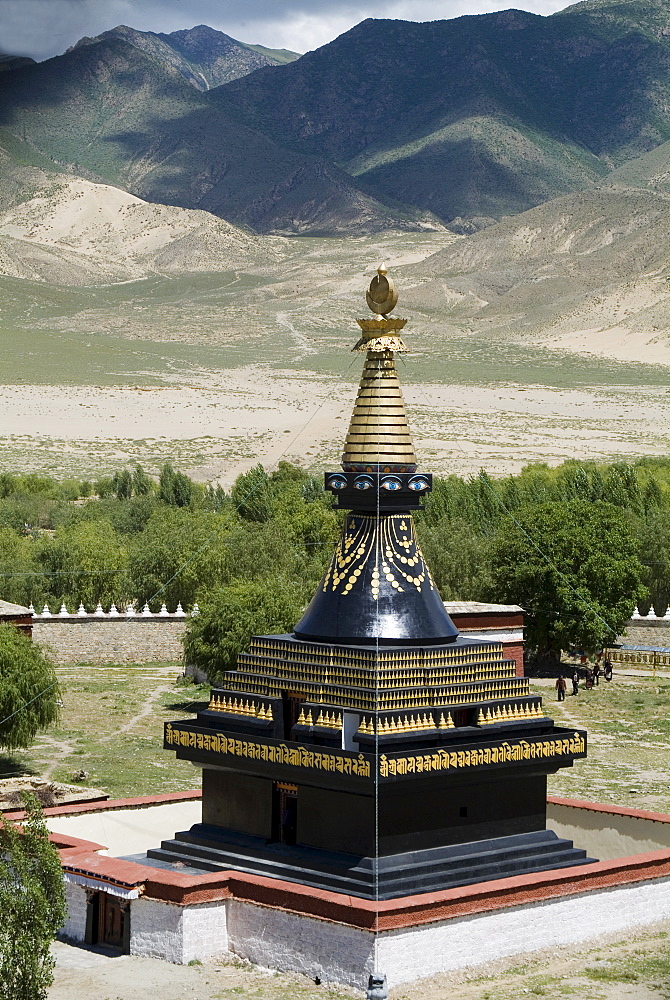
[
  {"left": 33, "top": 619, "right": 186, "bottom": 665},
  {"left": 619, "top": 624, "right": 670, "bottom": 647}
]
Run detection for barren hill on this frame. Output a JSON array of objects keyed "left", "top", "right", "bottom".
[
  {"left": 402, "top": 183, "right": 670, "bottom": 362},
  {"left": 0, "top": 168, "right": 276, "bottom": 285}
]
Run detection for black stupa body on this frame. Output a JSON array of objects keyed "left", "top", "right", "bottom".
[{"left": 155, "top": 269, "right": 594, "bottom": 898}]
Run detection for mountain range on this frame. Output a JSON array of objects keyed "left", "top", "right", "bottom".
[
  {"left": 68, "top": 24, "right": 299, "bottom": 90},
  {"left": 2, "top": 4, "right": 670, "bottom": 357},
  {"left": 3, "top": 1, "right": 670, "bottom": 235}
]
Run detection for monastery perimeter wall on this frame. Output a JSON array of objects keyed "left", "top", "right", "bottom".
[{"left": 33, "top": 617, "right": 187, "bottom": 665}]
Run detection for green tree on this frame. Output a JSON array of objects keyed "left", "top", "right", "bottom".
[
  {"left": 129, "top": 507, "right": 234, "bottom": 610},
  {"left": 158, "top": 462, "right": 193, "bottom": 507},
  {"left": 0, "top": 529, "right": 38, "bottom": 608},
  {"left": 643, "top": 477, "right": 665, "bottom": 512},
  {"left": 231, "top": 464, "right": 273, "bottom": 522},
  {"left": 0, "top": 794, "right": 67, "bottom": 1000},
  {"left": 417, "top": 518, "right": 492, "bottom": 600},
  {"left": 111, "top": 470, "right": 132, "bottom": 499},
  {"left": 490, "top": 500, "right": 645, "bottom": 658},
  {"left": 0, "top": 626, "right": 59, "bottom": 750},
  {"left": 183, "top": 579, "right": 307, "bottom": 682},
  {"left": 637, "top": 507, "right": 670, "bottom": 615},
  {"left": 36, "top": 520, "right": 128, "bottom": 610},
  {"left": 131, "top": 465, "right": 152, "bottom": 496}
]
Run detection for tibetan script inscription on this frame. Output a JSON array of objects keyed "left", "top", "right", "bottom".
[
  {"left": 166, "top": 724, "right": 585, "bottom": 781},
  {"left": 165, "top": 725, "right": 371, "bottom": 778},
  {"left": 379, "top": 733, "right": 586, "bottom": 778}
]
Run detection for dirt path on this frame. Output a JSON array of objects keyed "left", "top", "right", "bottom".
[
  {"left": 115, "top": 683, "right": 172, "bottom": 736},
  {"left": 37, "top": 736, "right": 77, "bottom": 780}
]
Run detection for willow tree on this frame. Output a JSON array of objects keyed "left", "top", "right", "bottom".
[{"left": 0, "top": 626, "right": 59, "bottom": 750}]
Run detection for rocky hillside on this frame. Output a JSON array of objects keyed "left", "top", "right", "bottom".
[
  {"left": 0, "top": 39, "right": 410, "bottom": 235},
  {"left": 0, "top": 55, "right": 35, "bottom": 72},
  {"left": 218, "top": 0, "right": 670, "bottom": 226},
  {"left": 70, "top": 24, "right": 299, "bottom": 90}
]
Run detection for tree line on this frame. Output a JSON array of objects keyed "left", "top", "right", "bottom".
[{"left": 1, "top": 456, "right": 668, "bottom": 669}]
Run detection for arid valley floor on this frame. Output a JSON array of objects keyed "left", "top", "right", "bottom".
[{"left": 3, "top": 230, "right": 670, "bottom": 486}]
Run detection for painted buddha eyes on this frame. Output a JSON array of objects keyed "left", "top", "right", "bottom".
[
  {"left": 381, "top": 477, "right": 402, "bottom": 491},
  {"left": 329, "top": 475, "right": 429, "bottom": 492}
]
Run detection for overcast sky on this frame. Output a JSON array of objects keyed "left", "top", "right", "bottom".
[{"left": 1, "top": 0, "right": 570, "bottom": 62}]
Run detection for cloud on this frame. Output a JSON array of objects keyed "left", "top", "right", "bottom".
[{"left": 0, "top": 0, "right": 570, "bottom": 62}]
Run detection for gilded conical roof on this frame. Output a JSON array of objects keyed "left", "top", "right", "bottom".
[{"left": 341, "top": 265, "right": 417, "bottom": 474}]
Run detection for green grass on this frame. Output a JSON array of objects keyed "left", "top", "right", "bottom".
[
  {"left": 15, "top": 662, "right": 209, "bottom": 798},
  {"left": 536, "top": 674, "right": 670, "bottom": 811}
]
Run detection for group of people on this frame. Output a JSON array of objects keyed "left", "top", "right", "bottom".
[{"left": 555, "top": 658, "right": 612, "bottom": 700}]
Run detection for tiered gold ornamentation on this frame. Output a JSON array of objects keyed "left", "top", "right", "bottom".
[{"left": 342, "top": 265, "right": 416, "bottom": 473}]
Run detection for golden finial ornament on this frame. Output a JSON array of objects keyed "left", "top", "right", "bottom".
[
  {"left": 366, "top": 264, "right": 398, "bottom": 316},
  {"left": 353, "top": 263, "right": 408, "bottom": 353}
]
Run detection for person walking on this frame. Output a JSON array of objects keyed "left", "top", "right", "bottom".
[
  {"left": 572, "top": 670, "right": 580, "bottom": 696},
  {"left": 593, "top": 662, "right": 601, "bottom": 686},
  {"left": 604, "top": 658, "right": 613, "bottom": 682},
  {"left": 585, "top": 667, "right": 593, "bottom": 690},
  {"left": 556, "top": 674, "right": 567, "bottom": 702}
]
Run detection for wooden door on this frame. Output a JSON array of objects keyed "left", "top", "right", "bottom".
[{"left": 98, "top": 894, "right": 125, "bottom": 950}]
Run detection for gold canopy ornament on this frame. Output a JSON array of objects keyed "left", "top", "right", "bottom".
[
  {"left": 353, "top": 264, "right": 408, "bottom": 353},
  {"left": 342, "top": 265, "right": 417, "bottom": 473}
]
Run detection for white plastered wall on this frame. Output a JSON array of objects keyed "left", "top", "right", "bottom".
[
  {"left": 130, "top": 897, "right": 228, "bottom": 964},
  {"left": 227, "top": 900, "right": 375, "bottom": 988},
  {"left": 376, "top": 877, "right": 670, "bottom": 986},
  {"left": 60, "top": 879, "right": 88, "bottom": 942},
  {"left": 60, "top": 874, "right": 670, "bottom": 987}
]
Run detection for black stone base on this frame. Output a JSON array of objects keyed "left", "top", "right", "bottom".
[{"left": 147, "top": 826, "right": 596, "bottom": 900}]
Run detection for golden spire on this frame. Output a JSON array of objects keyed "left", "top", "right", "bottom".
[{"left": 342, "top": 266, "right": 417, "bottom": 474}]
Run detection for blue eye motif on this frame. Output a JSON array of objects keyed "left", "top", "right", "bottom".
[
  {"left": 381, "top": 477, "right": 402, "bottom": 491},
  {"left": 327, "top": 477, "right": 347, "bottom": 490},
  {"left": 408, "top": 477, "right": 429, "bottom": 492},
  {"left": 354, "top": 476, "right": 374, "bottom": 490}
]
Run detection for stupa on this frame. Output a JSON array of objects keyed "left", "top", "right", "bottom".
[{"left": 155, "top": 267, "right": 593, "bottom": 898}]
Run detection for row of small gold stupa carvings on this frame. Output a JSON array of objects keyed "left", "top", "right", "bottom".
[
  {"left": 245, "top": 639, "right": 505, "bottom": 667},
  {"left": 358, "top": 701, "right": 544, "bottom": 734},
  {"left": 238, "top": 656, "right": 517, "bottom": 688},
  {"left": 208, "top": 696, "right": 273, "bottom": 720},
  {"left": 221, "top": 679, "right": 530, "bottom": 712},
  {"left": 225, "top": 673, "right": 528, "bottom": 706},
  {"left": 358, "top": 713, "right": 454, "bottom": 734},
  {"left": 478, "top": 702, "right": 543, "bottom": 723},
  {"left": 206, "top": 696, "right": 543, "bottom": 730},
  {"left": 296, "top": 709, "right": 342, "bottom": 729}
]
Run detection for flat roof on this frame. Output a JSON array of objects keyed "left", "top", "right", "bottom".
[
  {"left": 0, "top": 599, "right": 31, "bottom": 615},
  {"left": 444, "top": 602, "right": 523, "bottom": 614}
]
